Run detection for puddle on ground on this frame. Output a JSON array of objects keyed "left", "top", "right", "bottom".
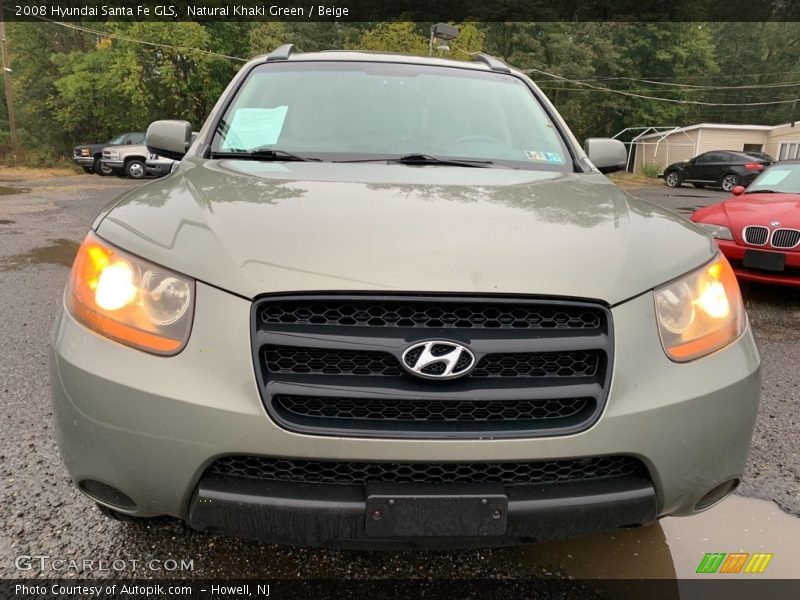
[
  {"left": 0, "top": 218, "right": 14, "bottom": 224},
  {"left": 494, "top": 496, "right": 799, "bottom": 580},
  {"left": 0, "top": 185, "right": 29, "bottom": 195},
  {"left": 0, "top": 238, "right": 79, "bottom": 271}
]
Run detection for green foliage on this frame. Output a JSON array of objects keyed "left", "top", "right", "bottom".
[
  {"left": 640, "top": 163, "right": 662, "bottom": 178},
  {"left": 356, "top": 22, "right": 428, "bottom": 54},
  {"left": 3, "top": 21, "right": 800, "bottom": 163}
]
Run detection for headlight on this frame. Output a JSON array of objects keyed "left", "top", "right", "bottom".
[
  {"left": 65, "top": 232, "right": 194, "bottom": 355},
  {"left": 81, "top": 148, "right": 90, "bottom": 157},
  {"left": 696, "top": 222, "right": 734, "bottom": 241},
  {"left": 654, "top": 254, "right": 745, "bottom": 362},
  {"left": 105, "top": 151, "right": 120, "bottom": 159}
]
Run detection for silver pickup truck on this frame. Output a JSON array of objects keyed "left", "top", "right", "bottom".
[{"left": 101, "top": 144, "right": 174, "bottom": 179}]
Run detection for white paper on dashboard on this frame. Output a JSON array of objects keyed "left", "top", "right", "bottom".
[{"left": 222, "top": 106, "right": 289, "bottom": 150}]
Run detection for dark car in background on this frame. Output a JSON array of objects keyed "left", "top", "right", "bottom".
[
  {"left": 663, "top": 150, "right": 773, "bottom": 192},
  {"left": 73, "top": 132, "right": 145, "bottom": 175}
]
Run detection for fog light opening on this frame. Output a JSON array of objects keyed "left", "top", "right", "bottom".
[
  {"left": 694, "top": 478, "right": 739, "bottom": 511},
  {"left": 79, "top": 479, "right": 137, "bottom": 510}
]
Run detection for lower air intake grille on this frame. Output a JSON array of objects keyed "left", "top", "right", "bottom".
[{"left": 207, "top": 455, "right": 647, "bottom": 486}]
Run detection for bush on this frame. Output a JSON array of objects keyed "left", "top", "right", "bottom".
[{"left": 640, "top": 163, "right": 661, "bottom": 178}]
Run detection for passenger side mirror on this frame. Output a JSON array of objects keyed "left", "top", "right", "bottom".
[
  {"left": 731, "top": 186, "right": 746, "bottom": 196},
  {"left": 584, "top": 138, "right": 627, "bottom": 174},
  {"left": 146, "top": 120, "right": 193, "bottom": 161}
]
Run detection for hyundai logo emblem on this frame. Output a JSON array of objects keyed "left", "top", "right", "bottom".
[{"left": 401, "top": 341, "right": 476, "bottom": 380}]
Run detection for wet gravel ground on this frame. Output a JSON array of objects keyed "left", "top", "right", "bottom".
[{"left": 0, "top": 176, "right": 798, "bottom": 580}]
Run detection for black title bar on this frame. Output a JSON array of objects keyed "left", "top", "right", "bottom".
[{"left": 1, "top": 0, "right": 798, "bottom": 22}]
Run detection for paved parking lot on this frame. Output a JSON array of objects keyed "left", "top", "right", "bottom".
[{"left": 0, "top": 175, "right": 798, "bottom": 581}]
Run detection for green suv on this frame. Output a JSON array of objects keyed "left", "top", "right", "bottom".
[{"left": 50, "top": 46, "right": 760, "bottom": 549}]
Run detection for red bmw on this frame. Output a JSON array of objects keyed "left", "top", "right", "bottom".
[{"left": 691, "top": 160, "right": 800, "bottom": 287}]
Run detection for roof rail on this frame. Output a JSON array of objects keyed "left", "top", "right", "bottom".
[
  {"left": 265, "top": 44, "right": 297, "bottom": 62},
  {"left": 473, "top": 53, "right": 511, "bottom": 73}
]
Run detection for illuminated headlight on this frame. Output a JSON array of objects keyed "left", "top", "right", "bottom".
[
  {"left": 654, "top": 255, "right": 745, "bottom": 362},
  {"left": 65, "top": 232, "right": 194, "bottom": 355},
  {"left": 696, "top": 222, "right": 734, "bottom": 241}
]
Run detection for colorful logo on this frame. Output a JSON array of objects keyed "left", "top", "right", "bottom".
[{"left": 696, "top": 552, "right": 773, "bottom": 574}]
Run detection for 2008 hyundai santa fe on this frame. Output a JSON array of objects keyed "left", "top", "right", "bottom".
[{"left": 49, "top": 47, "right": 761, "bottom": 549}]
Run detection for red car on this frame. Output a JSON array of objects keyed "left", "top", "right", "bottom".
[{"left": 691, "top": 160, "right": 800, "bottom": 287}]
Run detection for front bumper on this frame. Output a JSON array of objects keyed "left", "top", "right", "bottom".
[
  {"left": 73, "top": 156, "right": 94, "bottom": 167},
  {"left": 101, "top": 159, "right": 124, "bottom": 169},
  {"left": 716, "top": 240, "right": 800, "bottom": 287},
  {"left": 50, "top": 282, "right": 761, "bottom": 546}
]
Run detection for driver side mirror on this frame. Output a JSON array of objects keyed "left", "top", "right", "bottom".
[
  {"left": 584, "top": 138, "right": 627, "bottom": 174},
  {"left": 731, "top": 186, "right": 746, "bottom": 196},
  {"left": 146, "top": 120, "right": 193, "bottom": 161}
]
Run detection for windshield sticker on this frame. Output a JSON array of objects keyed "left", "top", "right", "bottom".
[
  {"left": 525, "top": 150, "right": 563, "bottom": 163},
  {"left": 222, "top": 106, "right": 289, "bottom": 150},
  {"left": 757, "top": 169, "right": 790, "bottom": 186}
]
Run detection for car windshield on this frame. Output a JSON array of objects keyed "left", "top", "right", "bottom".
[
  {"left": 210, "top": 61, "right": 572, "bottom": 171},
  {"left": 746, "top": 162, "right": 800, "bottom": 194},
  {"left": 107, "top": 134, "right": 126, "bottom": 144}
]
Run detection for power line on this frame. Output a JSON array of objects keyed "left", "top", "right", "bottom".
[
  {"left": 525, "top": 67, "right": 800, "bottom": 107},
  {"left": 36, "top": 18, "right": 248, "bottom": 63}
]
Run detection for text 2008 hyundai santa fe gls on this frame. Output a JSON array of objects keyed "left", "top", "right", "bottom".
[{"left": 49, "top": 47, "right": 761, "bottom": 549}]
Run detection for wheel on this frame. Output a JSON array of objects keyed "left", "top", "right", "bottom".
[
  {"left": 95, "top": 157, "right": 114, "bottom": 176},
  {"left": 721, "top": 173, "right": 739, "bottom": 192},
  {"left": 82, "top": 166, "right": 94, "bottom": 174},
  {"left": 664, "top": 170, "right": 682, "bottom": 188},
  {"left": 692, "top": 183, "right": 706, "bottom": 189},
  {"left": 125, "top": 159, "right": 146, "bottom": 179}
]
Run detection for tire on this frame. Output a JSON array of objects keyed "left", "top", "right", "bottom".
[
  {"left": 82, "top": 167, "right": 94, "bottom": 174},
  {"left": 124, "top": 159, "right": 146, "bottom": 179},
  {"left": 664, "top": 170, "right": 682, "bottom": 188},
  {"left": 692, "top": 183, "right": 706, "bottom": 189},
  {"left": 95, "top": 157, "right": 114, "bottom": 176},
  {"left": 721, "top": 173, "right": 739, "bottom": 192}
]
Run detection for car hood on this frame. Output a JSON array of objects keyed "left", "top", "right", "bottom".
[
  {"left": 75, "top": 142, "right": 120, "bottom": 153},
  {"left": 96, "top": 159, "right": 716, "bottom": 304},
  {"left": 718, "top": 194, "right": 800, "bottom": 230}
]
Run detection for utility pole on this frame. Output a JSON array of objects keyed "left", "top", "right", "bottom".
[{"left": 0, "top": 0, "right": 18, "bottom": 150}]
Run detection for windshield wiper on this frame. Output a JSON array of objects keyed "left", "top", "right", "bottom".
[
  {"left": 744, "top": 189, "right": 778, "bottom": 194},
  {"left": 336, "top": 153, "right": 492, "bottom": 168},
  {"left": 209, "top": 148, "right": 320, "bottom": 162}
]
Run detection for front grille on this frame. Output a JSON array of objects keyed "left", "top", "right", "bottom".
[
  {"left": 275, "top": 395, "right": 592, "bottom": 425},
  {"left": 259, "top": 299, "right": 601, "bottom": 329},
  {"left": 744, "top": 225, "right": 769, "bottom": 246},
  {"left": 771, "top": 228, "right": 800, "bottom": 249},
  {"left": 471, "top": 351, "right": 599, "bottom": 378},
  {"left": 264, "top": 345, "right": 601, "bottom": 379},
  {"left": 264, "top": 346, "right": 403, "bottom": 376},
  {"left": 207, "top": 455, "right": 646, "bottom": 486},
  {"left": 253, "top": 295, "right": 613, "bottom": 438}
]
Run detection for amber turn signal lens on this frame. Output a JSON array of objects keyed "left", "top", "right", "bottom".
[
  {"left": 65, "top": 232, "right": 194, "bottom": 355},
  {"left": 655, "top": 255, "right": 745, "bottom": 362}
]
